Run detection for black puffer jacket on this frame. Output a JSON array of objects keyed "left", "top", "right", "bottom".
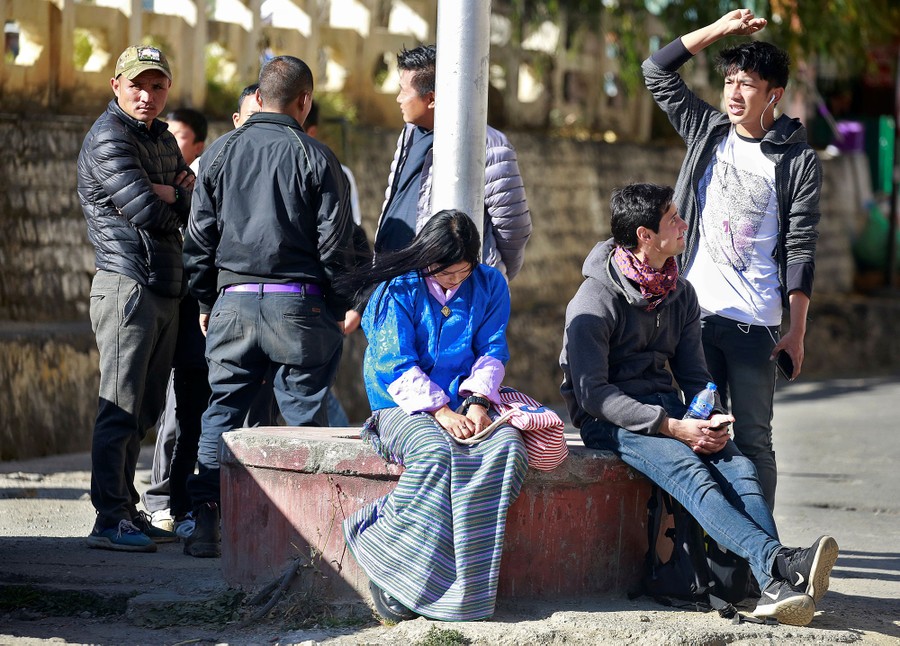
[{"left": 77, "top": 99, "right": 192, "bottom": 297}]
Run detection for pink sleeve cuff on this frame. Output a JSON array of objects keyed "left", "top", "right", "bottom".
[
  {"left": 459, "top": 356, "right": 505, "bottom": 403},
  {"left": 387, "top": 366, "right": 450, "bottom": 414}
]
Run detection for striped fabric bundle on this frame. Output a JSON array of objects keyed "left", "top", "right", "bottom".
[
  {"left": 343, "top": 407, "right": 529, "bottom": 621},
  {"left": 495, "top": 386, "right": 568, "bottom": 471}
]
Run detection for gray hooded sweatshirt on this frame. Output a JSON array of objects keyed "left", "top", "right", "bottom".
[{"left": 560, "top": 239, "right": 715, "bottom": 434}]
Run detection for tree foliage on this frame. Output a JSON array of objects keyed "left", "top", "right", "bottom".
[
  {"left": 650, "top": 1, "right": 900, "bottom": 76},
  {"left": 505, "top": 0, "right": 900, "bottom": 86}
]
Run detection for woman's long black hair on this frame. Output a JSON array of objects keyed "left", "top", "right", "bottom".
[{"left": 337, "top": 209, "right": 481, "bottom": 309}]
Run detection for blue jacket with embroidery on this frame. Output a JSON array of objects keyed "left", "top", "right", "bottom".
[{"left": 362, "top": 264, "right": 510, "bottom": 412}]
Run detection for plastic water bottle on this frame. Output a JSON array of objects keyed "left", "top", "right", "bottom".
[{"left": 684, "top": 382, "right": 717, "bottom": 420}]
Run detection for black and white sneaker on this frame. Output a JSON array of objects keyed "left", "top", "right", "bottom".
[
  {"left": 778, "top": 535, "right": 839, "bottom": 603},
  {"left": 752, "top": 579, "right": 815, "bottom": 626},
  {"left": 133, "top": 510, "right": 178, "bottom": 543},
  {"left": 369, "top": 580, "right": 417, "bottom": 623}
]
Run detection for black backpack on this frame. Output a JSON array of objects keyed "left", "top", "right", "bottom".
[{"left": 631, "top": 485, "right": 774, "bottom": 623}]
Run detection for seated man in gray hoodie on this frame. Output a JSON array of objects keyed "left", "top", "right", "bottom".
[{"left": 560, "top": 183, "right": 837, "bottom": 626}]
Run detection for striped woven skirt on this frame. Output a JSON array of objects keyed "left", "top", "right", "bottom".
[{"left": 343, "top": 407, "right": 529, "bottom": 621}]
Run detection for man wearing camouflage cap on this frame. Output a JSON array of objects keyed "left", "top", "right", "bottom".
[{"left": 77, "top": 45, "right": 194, "bottom": 552}]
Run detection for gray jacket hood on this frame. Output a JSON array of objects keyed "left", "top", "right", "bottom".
[
  {"left": 583, "top": 239, "right": 650, "bottom": 309},
  {"left": 560, "top": 239, "right": 714, "bottom": 433}
]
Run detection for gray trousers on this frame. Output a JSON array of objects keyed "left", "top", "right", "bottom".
[
  {"left": 141, "top": 375, "right": 176, "bottom": 515},
  {"left": 89, "top": 270, "right": 179, "bottom": 528}
]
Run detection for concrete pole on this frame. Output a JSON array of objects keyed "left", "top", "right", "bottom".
[
  {"left": 191, "top": 0, "right": 207, "bottom": 108},
  {"left": 431, "top": 0, "right": 491, "bottom": 245},
  {"left": 129, "top": 0, "right": 142, "bottom": 47},
  {"left": 243, "top": 0, "right": 262, "bottom": 85},
  {"left": 0, "top": 0, "right": 6, "bottom": 90},
  {"left": 48, "top": 0, "right": 76, "bottom": 101}
]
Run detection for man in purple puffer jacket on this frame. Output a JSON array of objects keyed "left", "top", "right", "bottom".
[
  {"left": 345, "top": 45, "right": 532, "bottom": 333},
  {"left": 376, "top": 44, "right": 532, "bottom": 277}
]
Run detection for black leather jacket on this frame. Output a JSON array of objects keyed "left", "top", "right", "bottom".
[
  {"left": 184, "top": 112, "right": 355, "bottom": 317},
  {"left": 77, "top": 100, "right": 192, "bottom": 298}
]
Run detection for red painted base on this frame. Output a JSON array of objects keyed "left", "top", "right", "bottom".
[{"left": 220, "top": 427, "right": 650, "bottom": 607}]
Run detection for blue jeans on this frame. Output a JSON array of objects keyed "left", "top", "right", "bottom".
[
  {"left": 188, "top": 289, "right": 343, "bottom": 505},
  {"left": 700, "top": 314, "right": 778, "bottom": 509},
  {"left": 580, "top": 392, "right": 782, "bottom": 589}
]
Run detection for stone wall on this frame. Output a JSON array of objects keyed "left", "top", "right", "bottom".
[
  {"left": 2, "top": 1, "right": 657, "bottom": 136},
  {"left": 0, "top": 115, "right": 96, "bottom": 322},
  {"left": 0, "top": 115, "right": 891, "bottom": 460}
]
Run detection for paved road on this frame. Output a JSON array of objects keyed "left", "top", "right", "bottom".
[
  {"left": 0, "top": 376, "right": 898, "bottom": 645},
  {"left": 767, "top": 376, "right": 900, "bottom": 643}
]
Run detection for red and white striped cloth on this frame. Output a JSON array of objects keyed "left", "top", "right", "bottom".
[{"left": 495, "top": 386, "right": 568, "bottom": 471}]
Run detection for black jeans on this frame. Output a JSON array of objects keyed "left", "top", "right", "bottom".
[
  {"left": 142, "top": 295, "right": 211, "bottom": 517},
  {"left": 700, "top": 314, "right": 779, "bottom": 509},
  {"left": 188, "top": 289, "right": 343, "bottom": 506}
]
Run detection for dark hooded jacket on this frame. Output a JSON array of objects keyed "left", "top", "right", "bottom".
[
  {"left": 377, "top": 123, "right": 532, "bottom": 280},
  {"left": 642, "top": 39, "right": 821, "bottom": 305},
  {"left": 77, "top": 99, "right": 192, "bottom": 298},
  {"left": 560, "top": 239, "right": 715, "bottom": 434}
]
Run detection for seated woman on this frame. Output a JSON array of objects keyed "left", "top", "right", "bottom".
[{"left": 341, "top": 210, "right": 529, "bottom": 623}]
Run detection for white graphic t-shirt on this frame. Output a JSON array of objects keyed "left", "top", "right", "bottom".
[{"left": 685, "top": 127, "right": 781, "bottom": 326}]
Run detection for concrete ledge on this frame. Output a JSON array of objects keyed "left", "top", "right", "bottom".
[{"left": 220, "top": 427, "right": 651, "bottom": 608}]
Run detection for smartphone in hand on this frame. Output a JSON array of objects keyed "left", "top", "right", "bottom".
[{"left": 776, "top": 350, "right": 794, "bottom": 381}]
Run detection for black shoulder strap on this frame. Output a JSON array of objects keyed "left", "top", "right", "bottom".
[
  {"left": 712, "top": 597, "right": 778, "bottom": 625},
  {"left": 645, "top": 485, "right": 664, "bottom": 571},
  {"left": 629, "top": 485, "right": 664, "bottom": 601}
]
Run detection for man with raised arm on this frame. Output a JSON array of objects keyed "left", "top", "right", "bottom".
[{"left": 642, "top": 9, "right": 822, "bottom": 509}]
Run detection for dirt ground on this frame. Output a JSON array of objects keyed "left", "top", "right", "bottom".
[{"left": 1, "top": 377, "right": 899, "bottom": 645}]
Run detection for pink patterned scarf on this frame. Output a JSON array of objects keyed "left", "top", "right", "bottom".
[{"left": 612, "top": 246, "right": 678, "bottom": 311}]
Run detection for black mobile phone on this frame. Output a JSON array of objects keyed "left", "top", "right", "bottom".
[{"left": 776, "top": 350, "right": 794, "bottom": 381}]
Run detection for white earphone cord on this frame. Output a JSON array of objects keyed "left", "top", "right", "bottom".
[{"left": 760, "top": 94, "right": 776, "bottom": 133}]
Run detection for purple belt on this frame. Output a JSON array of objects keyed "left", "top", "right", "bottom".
[{"left": 223, "top": 282, "right": 323, "bottom": 295}]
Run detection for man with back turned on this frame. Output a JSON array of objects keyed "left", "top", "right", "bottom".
[{"left": 183, "top": 55, "right": 355, "bottom": 558}]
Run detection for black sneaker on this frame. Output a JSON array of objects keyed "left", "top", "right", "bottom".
[
  {"left": 369, "top": 580, "right": 417, "bottom": 623},
  {"left": 133, "top": 510, "right": 179, "bottom": 543},
  {"left": 86, "top": 518, "right": 157, "bottom": 553},
  {"left": 184, "top": 502, "right": 221, "bottom": 558},
  {"left": 777, "top": 535, "right": 839, "bottom": 604},
  {"left": 752, "top": 579, "right": 815, "bottom": 626}
]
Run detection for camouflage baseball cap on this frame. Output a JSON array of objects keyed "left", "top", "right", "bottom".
[{"left": 115, "top": 45, "right": 172, "bottom": 81}]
